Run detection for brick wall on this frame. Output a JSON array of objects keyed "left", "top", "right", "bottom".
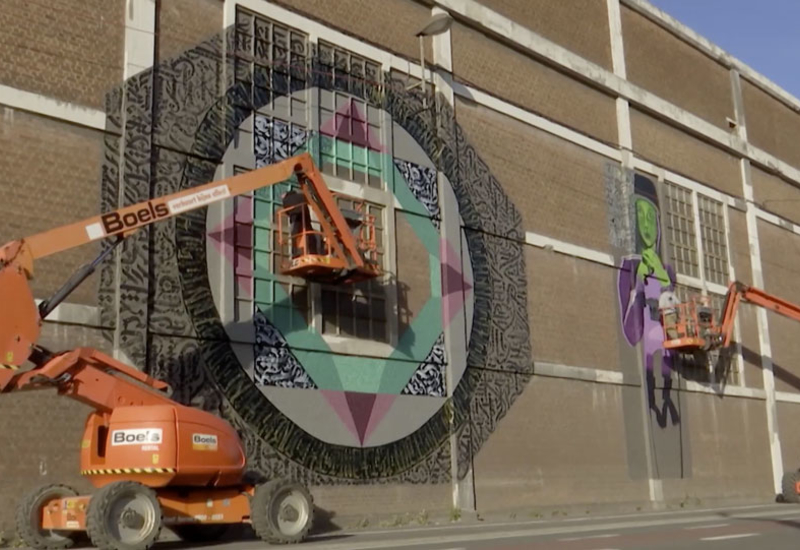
[
  {"left": 621, "top": 6, "right": 734, "bottom": 130},
  {"left": 758, "top": 220, "right": 800, "bottom": 394},
  {"left": 742, "top": 78, "right": 800, "bottom": 172},
  {"left": 474, "top": 376, "right": 649, "bottom": 510},
  {"left": 0, "top": 109, "right": 104, "bottom": 305},
  {"left": 751, "top": 166, "right": 800, "bottom": 226},
  {"left": 527, "top": 248, "right": 621, "bottom": 371},
  {"left": 630, "top": 108, "right": 741, "bottom": 197},
  {"left": 158, "top": 0, "right": 224, "bottom": 61},
  {"left": 778, "top": 403, "right": 800, "bottom": 473},
  {"left": 395, "top": 212, "right": 432, "bottom": 335},
  {"left": 455, "top": 98, "right": 613, "bottom": 252},
  {"left": 451, "top": 23, "right": 618, "bottom": 145},
  {"left": 661, "top": 392, "right": 772, "bottom": 502},
  {"left": 0, "top": 322, "right": 112, "bottom": 533},
  {"left": 477, "top": 0, "right": 613, "bottom": 70},
  {"left": 271, "top": 0, "right": 433, "bottom": 62},
  {"left": 0, "top": 0, "right": 124, "bottom": 110}
]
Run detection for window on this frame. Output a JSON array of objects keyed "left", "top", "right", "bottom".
[
  {"left": 232, "top": 8, "right": 393, "bottom": 347},
  {"left": 317, "top": 41, "right": 382, "bottom": 105},
  {"left": 235, "top": 8, "right": 309, "bottom": 119},
  {"left": 319, "top": 92, "right": 383, "bottom": 188},
  {"left": 664, "top": 179, "right": 738, "bottom": 384},
  {"left": 317, "top": 40, "right": 383, "bottom": 190},
  {"left": 664, "top": 182, "right": 699, "bottom": 278},
  {"left": 698, "top": 195, "right": 729, "bottom": 286},
  {"left": 320, "top": 199, "right": 387, "bottom": 342}
]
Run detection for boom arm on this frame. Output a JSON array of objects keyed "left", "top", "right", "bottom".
[
  {"left": 0, "top": 153, "right": 366, "bottom": 374},
  {"left": 662, "top": 280, "right": 800, "bottom": 352},
  {"left": 717, "top": 281, "right": 800, "bottom": 348}
]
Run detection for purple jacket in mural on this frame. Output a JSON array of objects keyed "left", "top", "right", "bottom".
[{"left": 617, "top": 255, "right": 677, "bottom": 373}]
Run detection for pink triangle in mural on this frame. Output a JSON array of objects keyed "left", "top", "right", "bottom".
[
  {"left": 207, "top": 214, "right": 235, "bottom": 264},
  {"left": 320, "top": 390, "right": 360, "bottom": 444},
  {"left": 345, "top": 391, "right": 378, "bottom": 444},
  {"left": 362, "top": 393, "right": 397, "bottom": 445},
  {"left": 440, "top": 238, "right": 473, "bottom": 327},
  {"left": 319, "top": 99, "right": 385, "bottom": 152}
]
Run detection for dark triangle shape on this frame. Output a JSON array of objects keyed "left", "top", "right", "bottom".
[{"left": 345, "top": 391, "right": 378, "bottom": 444}]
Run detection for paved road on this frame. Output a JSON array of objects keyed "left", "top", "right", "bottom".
[
  {"left": 21, "top": 502, "right": 800, "bottom": 549},
  {"left": 184, "top": 502, "right": 800, "bottom": 550}
]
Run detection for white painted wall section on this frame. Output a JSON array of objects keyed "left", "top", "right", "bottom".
[{"left": 124, "top": 0, "right": 157, "bottom": 78}]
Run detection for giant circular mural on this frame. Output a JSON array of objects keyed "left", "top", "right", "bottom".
[
  {"left": 99, "top": 18, "right": 531, "bottom": 483},
  {"left": 203, "top": 90, "right": 477, "bottom": 450}
]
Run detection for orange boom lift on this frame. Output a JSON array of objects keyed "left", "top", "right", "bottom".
[
  {"left": 0, "top": 153, "right": 379, "bottom": 550},
  {"left": 659, "top": 281, "right": 800, "bottom": 503}
]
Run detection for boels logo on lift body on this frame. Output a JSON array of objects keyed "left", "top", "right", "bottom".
[
  {"left": 101, "top": 201, "right": 169, "bottom": 234},
  {"left": 192, "top": 433, "right": 218, "bottom": 452},
  {"left": 110, "top": 428, "right": 163, "bottom": 446}
]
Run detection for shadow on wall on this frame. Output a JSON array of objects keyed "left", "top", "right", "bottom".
[{"left": 668, "top": 343, "right": 800, "bottom": 397}]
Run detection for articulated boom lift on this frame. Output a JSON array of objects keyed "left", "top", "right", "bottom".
[
  {"left": 659, "top": 281, "right": 800, "bottom": 353},
  {"left": 659, "top": 281, "right": 800, "bottom": 502},
  {"left": 0, "top": 153, "right": 379, "bottom": 550}
]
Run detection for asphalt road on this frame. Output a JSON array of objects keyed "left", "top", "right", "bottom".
[{"left": 19, "top": 502, "right": 800, "bottom": 549}]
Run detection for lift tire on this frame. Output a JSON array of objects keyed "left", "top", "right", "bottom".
[
  {"left": 251, "top": 478, "right": 314, "bottom": 544},
  {"left": 86, "top": 481, "right": 163, "bottom": 550},
  {"left": 781, "top": 470, "right": 800, "bottom": 504},
  {"left": 171, "top": 523, "right": 230, "bottom": 542},
  {"left": 16, "top": 484, "right": 82, "bottom": 550}
]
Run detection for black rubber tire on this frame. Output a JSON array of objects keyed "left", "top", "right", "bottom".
[
  {"left": 86, "top": 481, "right": 163, "bottom": 550},
  {"left": 782, "top": 470, "right": 800, "bottom": 503},
  {"left": 250, "top": 478, "right": 314, "bottom": 544},
  {"left": 15, "top": 484, "right": 82, "bottom": 550},
  {"left": 171, "top": 523, "right": 230, "bottom": 542}
]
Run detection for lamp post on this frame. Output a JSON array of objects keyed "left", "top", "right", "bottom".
[{"left": 410, "top": 12, "right": 453, "bottom": 109}]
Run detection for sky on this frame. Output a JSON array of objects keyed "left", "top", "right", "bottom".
[{"left": 647, "top": 0, "right": 800, "bottom": 98}]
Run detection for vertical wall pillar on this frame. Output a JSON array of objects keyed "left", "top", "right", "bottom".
[
  {"left": 730, "top": 69, "right": 783, "bottom": 493},
  {"left": 607, "top": 0, "right": 664, "bottom": 506},
  {"left": 429, "top": 6, "right": 476, "bottom": 514},
  {"left": 111, "top": 0, "right": 159, "bottom": 365}
]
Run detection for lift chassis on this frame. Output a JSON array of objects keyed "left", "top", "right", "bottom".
[{"left": 0, "top": 153, "right": 380, "bottom": 550}]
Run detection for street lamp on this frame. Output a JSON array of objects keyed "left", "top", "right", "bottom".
[{"left": 409, "top": 12, "right": 453, "bottom": 108}]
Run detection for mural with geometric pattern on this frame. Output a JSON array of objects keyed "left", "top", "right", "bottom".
[{"left": 97, "top": 7, "right": 531, "bottom": 485}]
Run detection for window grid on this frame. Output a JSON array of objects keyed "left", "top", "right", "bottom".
[
  {"left": 698, "top": 195, "right": 729, "bottom": 286},
  {"left": 317, "top": 40, "right": 384, "bottom": 190},
  {"left": 664, "top": 182, "right": 699, "bottom": 278},
  {"left": 321, "top": 199, "right": 387, "bottom": 343},
  {"left": 317, "top": 41, "right": 383, "bottom": 105},
  {"left": 235, "top": 8, "right": 309, "bottom": 119},
  {"left": 235, "top": 11, "right": 391, "bottom": 345}
]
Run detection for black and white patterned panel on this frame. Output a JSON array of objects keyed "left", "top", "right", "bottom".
[
  {"left": 255, "top": 115, "right": 311, "bottom": 167},
  {"left": 394, "top": 159, "right": 440, "bottom": 228},
  {"left": 402, "top": 333, "right": 446, "bottom": 397},
  {"left": 253, "top": 309, "right": 317, "bottom": 389}
]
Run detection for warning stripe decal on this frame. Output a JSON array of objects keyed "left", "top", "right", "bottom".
[
  {"left": 81, "top": 468, "right": 176, "bottom": 475},
  {"left": 0, "top": 364, "right": 19, "bottom": 370}
]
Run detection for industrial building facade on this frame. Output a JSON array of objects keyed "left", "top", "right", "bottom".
[{"left": 2, "top": 0, "right": 800, "bottom": 531}]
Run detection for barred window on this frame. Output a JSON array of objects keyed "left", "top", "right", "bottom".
[
  {"left": 698, "top": 195, "right": 729, "bottom": 286},
  {"left": 320, "top": 199, "right": 387, "bottom": 342},
  {"left": 664, "top": 182, "right": 699, "bottom": 278},
  {"left": 235, "top": 8, "right": 309, "bottom": 120},
  {"left": 317, "top": 41, "right": 382, "bottom": 104},
  {"left": 233, "top": 7, "right": 393, "bottom": 346}
]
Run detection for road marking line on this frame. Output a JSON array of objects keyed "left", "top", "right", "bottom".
[
  {"left": 558, "top": 533, "right": 619, "bottom": 541},
  {"left": 306, "top": 511, "right": 799, "bottom": 550},
  {"left": 700, "top": 533, "right": 758, "bottom": 541},
  {"left": 684, "top": 523, "right": 730, "bottom": 530},
  {"left": 350, "top": 503, "right": 783, "bottom": 536}
]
